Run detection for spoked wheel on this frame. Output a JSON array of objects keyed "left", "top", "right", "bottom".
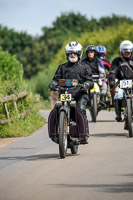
[
  {"left": 91, "top": 93, "right": 97, "bottom": 122},
  {"left": 59, "top": 111, "right": 68, "bottom": 158},
  {"left": 126, "top": 98, "right": 133, "bottom": 137},
  {"left": 70, "top": 145, "right": 78, "bottom": 154}
]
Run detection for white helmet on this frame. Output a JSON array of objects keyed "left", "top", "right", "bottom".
[
  {"left": 65, "top": 41, "right": 83, "bottom": 60},
  {"left": 120, "top": 40, "right": 133, "bottom": 53}
]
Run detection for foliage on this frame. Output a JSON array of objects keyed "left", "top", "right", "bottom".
[
  {"left": 40, "top": 12, "right": 90, "bottom": 53},
  {"left": 50, "top": 23, "right": 133, "bottom": 65},
  {"left": 18, "top": 41, "right": 49, "bottom": 78},
  {"left": 1, "top": 13, "right": 133, "bottom": 79},
  {"left": 26, "top": 67, "right": 52, "bottom": 99},
  {"left": 40, "top": 13, "right": 133, "bottom": 64},
  {"left": 0, "top": 47, "right": 25, "bottom": 96},
  {"left": 1, "top": 12, "right": 133, "bottom": 101},
  {"left": 30, "top": 23, "right": 133, "bottom": 100},
  {"left": 0, "top": 109, "right": 44, "bottom": 137},
  {"left": 0, "top": 25, "right": 33, "bottom": 54},
  {"left": 0, "top": 25, "right": 45, "bottom": 78},
  {"left": 0, "top": 47, "right": 23, "bottom": 80},
  {"left": 0, "top": 48, "right": 44, "bottom": 137}
]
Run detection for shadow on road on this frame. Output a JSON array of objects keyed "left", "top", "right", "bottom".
[
  {"left": 49, "top": 182, "right": 133, "bottom": 193},
  {"left": 90, "top": 132, "right": 128, "bottom": 137},
  {"left": 0, "top": 152, "right": 79, "bottom": 161},
  {"left": 24, "top": 153, "right": 79, "bottom": 160},
  {"left": 89, "top": 120, "right": 116, "bottom": 123},
  {"left": 0, "top": 153, "right": 59, "bottom": 161}
]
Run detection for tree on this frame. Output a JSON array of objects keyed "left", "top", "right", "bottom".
[
  {"left": 1, "top": 13, "right": 133, "bottom": 79},
  {"left": 40, "top": 12, "right": 90, "bottom": 54},
  {"left": 0, "top": 46, "right": 25, "bottom": 96}
]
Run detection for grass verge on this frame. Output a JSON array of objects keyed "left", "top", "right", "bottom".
[{"left": 0, "top": 110, "right": 45, "bottom": 138}]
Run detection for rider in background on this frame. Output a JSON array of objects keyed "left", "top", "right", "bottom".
[
  {"left": 109, "top": 40, "right": 133, "bottom": 122},
  {"left": 96, "top": 45, "right": 111, "bottom": 75},
  {"left": 49, "top": 41, "right": 94, "bottom": 143},
  {"left": 81, "top": 45, "right": 108, "bottom": 106}
]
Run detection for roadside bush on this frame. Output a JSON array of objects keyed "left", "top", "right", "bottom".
[{"left": 0, "top": 47, "right": 44, "bottom": 137}]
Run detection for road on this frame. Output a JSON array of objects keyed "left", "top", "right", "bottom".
[{"left": 0, "top": 110, "right": 133, "bottom": 200}]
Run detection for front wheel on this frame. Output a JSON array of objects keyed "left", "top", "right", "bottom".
[
  {"left": 126, "top": 98, "right": 133, "bottom": 137},
  {"left": 58, "top": 111, "right": 68, "bottom": 158},
  {"left": 91, "top": 93, "right": 97, "bottom": 122}
]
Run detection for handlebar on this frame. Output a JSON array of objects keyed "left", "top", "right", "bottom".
[
  {"left": 55, "top": 85, "right": 82, "bottom": 92},
  {"left": 50, "top": 79, "right": 87, "bottom": 92}
]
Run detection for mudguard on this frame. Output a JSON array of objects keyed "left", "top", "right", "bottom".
[
  {"left": 75, "top": 108, "right": 86, "bottom": 139},
  {"left": 48, "top": 108, "right": 58, "bottom": 143},
  {"left": 48, "top": 107, "right": 86, "bottom": 143},
  {"left": 90, "top": 82, "right": 100, "bottom": 93}
]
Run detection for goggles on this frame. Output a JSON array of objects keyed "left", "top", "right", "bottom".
[{"left": 122, "top": 49, "right": 132, "bottom": 53}]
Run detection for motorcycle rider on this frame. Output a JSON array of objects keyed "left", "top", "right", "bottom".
[
  {"left": 96, "top": 45, "right": 111, "bottom": 74},
  {"left": 49, "top": 41, "right": 94, "bottom": 143},
  {"left": 109, "top": 40, "right": 133, "bottom": 122},
  {"left": 81, "top": 45, "right": 108, "bottom": 107}
]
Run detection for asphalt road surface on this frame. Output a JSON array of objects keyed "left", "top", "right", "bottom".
[{"left": 0, "top": 110, "right": 133, "bottom": 200}]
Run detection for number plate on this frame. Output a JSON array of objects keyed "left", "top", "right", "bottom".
[
  {"left": 61, "top": 94, "right": 71, "bottom": 101},
  {"left": 120, "top": 80, "right": 132, "bottom": 89}
]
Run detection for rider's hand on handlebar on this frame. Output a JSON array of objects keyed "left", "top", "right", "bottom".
[
  {"left": 49, "top": 80, "right": 58, "bottom": 91},
  {"left": 81, "top": 81, "right": 90, "bottom": 91}
]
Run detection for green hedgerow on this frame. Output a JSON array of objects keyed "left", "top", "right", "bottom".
[{"left": 0, "top": 47, "right": 45, "bottom": 138}]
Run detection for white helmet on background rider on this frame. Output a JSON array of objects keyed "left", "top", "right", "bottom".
[
  {"left": 120, "top": 40, "right": 133, "bottom": 54},
  {"left": 65, "top": 41, "right": 83, "bottom": 62}
]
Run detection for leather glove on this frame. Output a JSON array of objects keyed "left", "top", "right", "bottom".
[
  {"left": 109, "top": 80, "right": 115, "bottom": 89},
  {"left": 81, "top": 81, "right": 90, "bottom": 91},
  {"left": 49, "top": 80, "right": 58, "bottom": 91}
]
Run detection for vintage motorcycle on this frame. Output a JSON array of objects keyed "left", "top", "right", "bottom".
[
  {"left": 118, "top": 79, "right": 133, "bottom": 137},
  {"left": 89, "top": 75, "right": 111, "bottom": 122},
  {"left": 48, "top": 79, "right": 88, "bottom": 159}
]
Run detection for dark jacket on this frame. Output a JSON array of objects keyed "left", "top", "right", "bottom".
[
  {"left": 52, "top": 61, "right": 94, "bottom": 100},
  {"left": 81, "top": 57, "right": 99, "bottom": 75},
  {"left": 81, "top": 56, "right": 107, "bottom": 78},
  {"left": 109, "top": 56, "right": 133, "bottom": 81}
]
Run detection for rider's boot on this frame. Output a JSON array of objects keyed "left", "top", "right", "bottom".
[{"left": 115, "top": 99, "right": 122, "bottom": 122}]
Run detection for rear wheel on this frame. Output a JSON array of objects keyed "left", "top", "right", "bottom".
[
  {"left": 59, "top": 111, "right": 68, "bottom": 158},
  {"left": 126, "top": 98, "right": 133, "bottom": 137}
]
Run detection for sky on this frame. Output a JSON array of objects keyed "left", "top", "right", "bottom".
[{"left": 0, "top": 0, "right": 133, "bottom": 36}]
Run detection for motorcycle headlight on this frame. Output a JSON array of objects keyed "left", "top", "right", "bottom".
[{"left": 98, "top": 79, "right": 103, "bottom": 86}]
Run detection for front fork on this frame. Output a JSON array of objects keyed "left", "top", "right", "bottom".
[
  {"left": 124, "top": 96, "right": 132, "bottom": 129},
  {"left": 59, "top": 103, "right": 70, "bottom": 135}
]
